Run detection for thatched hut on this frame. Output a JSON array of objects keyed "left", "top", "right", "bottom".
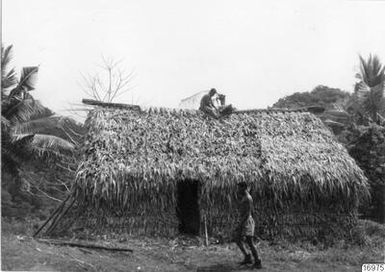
[{"left": 73, "top": 103, "right": 369, "bottom": 241}]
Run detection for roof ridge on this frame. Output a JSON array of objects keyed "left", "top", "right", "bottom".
[
  {"left": 233, "top": 108, "right": 306, "bottom": 114},
  {"left": 82, "top": 98, "right": 308, "bottom": 114}
]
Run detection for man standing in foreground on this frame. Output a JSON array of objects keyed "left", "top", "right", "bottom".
[{"left": 234, "top": 182, "right": 262, "bottom": 269}]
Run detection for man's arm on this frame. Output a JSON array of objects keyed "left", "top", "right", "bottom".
[
  {"left": 207, "top": 96, "right": 216, "bottom": 109},
  {"left": 239, "top": 196, "right": 252, "bottom": 224}
]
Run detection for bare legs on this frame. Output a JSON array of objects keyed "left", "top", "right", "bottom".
[
  {"left": 236, "top": 236, "right": 261, "bottom": 268},
  {"left": 236, "top": 239, "right": 249, "bottom": 257},
  {"left": 245, "top": 236, "right": 259, "bottom": 262}
]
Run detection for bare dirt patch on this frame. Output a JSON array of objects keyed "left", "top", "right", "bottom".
[{"left": 1, "top": 219, "right": 383, "bottom": 272}]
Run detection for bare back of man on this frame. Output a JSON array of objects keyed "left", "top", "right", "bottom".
[{"left": 199, "top": 88, "right": 219, "bottom": 118}]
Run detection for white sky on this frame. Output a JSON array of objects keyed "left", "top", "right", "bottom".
[{"left": 3, "top": 0, "right": 385, "bottom": 119}]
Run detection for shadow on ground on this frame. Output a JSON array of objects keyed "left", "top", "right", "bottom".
[{"left": 197, "top": 262, "right": 252, "bottom": 272}]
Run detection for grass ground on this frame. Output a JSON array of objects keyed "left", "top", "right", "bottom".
[{"left": 1, "top": 218, "right": 384, "bottom": 272}]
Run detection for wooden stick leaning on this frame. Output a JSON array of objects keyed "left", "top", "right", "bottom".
[
  {"left": 33, "top": 195, "right": 71, "bottom": 237},
  {"left": 45, "top": 198, "right": 67, "bottom": 234},
  {"left": 35, "top": 238, "right": 133, "bottom": 253},
  {"left": 46, "top": 197, "right": 76, "bottom": 235}
]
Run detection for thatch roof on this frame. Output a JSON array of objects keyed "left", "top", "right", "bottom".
[{"left": 75, "top": 105, "right": 369, "bottom": 210}]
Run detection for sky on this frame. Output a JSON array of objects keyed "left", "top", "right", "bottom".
[{"left": 3, "top": 0, "right": 385, "bottom": 120}]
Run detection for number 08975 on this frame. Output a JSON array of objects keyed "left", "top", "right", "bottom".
[{"left": 362, "top": 264, "right": 385, "bottom": 272}]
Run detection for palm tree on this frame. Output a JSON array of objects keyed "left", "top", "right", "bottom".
[
  {"left": 352, "top": 54, "right": 385, "bottom": 124},
  {"left": 1, "top": 44, "right": 76, "bottom": 197}
]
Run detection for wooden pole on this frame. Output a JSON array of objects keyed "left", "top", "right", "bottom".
[
  {"left": 46, "top": 197, "right": 76, "bottom": 235},
  {"left": 33, "top": 195, "right": 70, "bottom": 237},
  {"left": 82, "top": 98, "right": 141, "bottom": 111},
  {"left": 45, "top": 199, "right": 67, "bottom": 234},
  {"left": 36, "top": 238, "right": 133, "bottom": 252},
  {"left": 204, "top": 214, "right": 209, "bottom": 247}
]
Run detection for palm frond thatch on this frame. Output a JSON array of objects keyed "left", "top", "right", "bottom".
[
  {"left": 75, "top": 106, "right": 369, "bottom": 209},
  {"left": 66, "top": 105, "right": 371, "bottom": 239}
]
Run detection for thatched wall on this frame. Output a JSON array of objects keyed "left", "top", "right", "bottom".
[{"left": 73, "top": 106, "right": 369, "bottom": 240}]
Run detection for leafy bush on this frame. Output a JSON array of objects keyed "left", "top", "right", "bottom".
[
  {"left": 349, "top": 125, "right": 385, "bottom": 223},
  {"left": 272, "top": 85, "right": 350, "bottom": 110},
  {"left": 350, "top": 219, "right": 385, "bottom": 248}
]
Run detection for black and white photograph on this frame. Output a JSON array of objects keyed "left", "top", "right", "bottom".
[{"left": 1, "top": 0, "right": 385, "bottom": 271}]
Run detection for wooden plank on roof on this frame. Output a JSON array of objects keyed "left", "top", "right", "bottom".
[
  {"left": 82, "top": 99, "right": 141, "bottom": 111},
  {"left": 233, "top": 105, "right": 325, "bottom": 115},
  {"left": 233, "top": 108, "right": 306, "bottom": 114}
]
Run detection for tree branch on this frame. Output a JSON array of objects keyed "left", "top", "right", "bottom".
[{"left": 80, "top": 56, "right": 134, "bottom": 103}]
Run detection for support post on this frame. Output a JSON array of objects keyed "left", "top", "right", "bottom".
[{"left": 204, "top": 214, "right": 209, "bottom": 247}]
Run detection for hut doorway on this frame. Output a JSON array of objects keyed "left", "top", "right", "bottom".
[{"left": 176, "top": 179, "right": 200, "bottom": 235}]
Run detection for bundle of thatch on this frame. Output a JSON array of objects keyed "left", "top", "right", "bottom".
[{"left": 72, "top": 104, "right": 369, "bottom": 241}]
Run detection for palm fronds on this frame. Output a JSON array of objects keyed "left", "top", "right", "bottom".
[
  {"left": 1, "top": 44, "right": 78, "bottom": 175},
  {"left": 29, "top": 134, "right": 75, "bottom": 154},
  {"left": 357, "top": 54, "right": 385, "bottom": 87},
  {"left": 1, "top": 45, "right": 17, "bottom": 91},
  {"left": 18, "top": 66, "right": 39, "bottom": 91},
  {"left": 2, "top": 69, "right": 17, "bottom": 90},
  {"left": 12, "top": 116, "right": 64, "bottom": 135},
  {"left": 3, "top": 97, "right": 47, "bottom": 124},
  {"left": 12, "top": 115, "right": 85, "bottom": 145},
  {"left": 8, "top": 66, "right": 39, "bottom": 99},
  {"left": 1, "top": 44, "right": 13, "bottom": 68},
  {"left": 9, "top": 133, "right": 75, "bottom": 160},
  {"left": 354, "top": 55, "right": 385, "bottom": 122},
  {"left": 1, "top": 116, "right": 10, "bottom": 130}
]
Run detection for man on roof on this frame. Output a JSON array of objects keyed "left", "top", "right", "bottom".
[
  {"left": 199, "top": 88, "right": 236, "bottom": 118},
  {"left": 233, "top": 182, "right": 262, "bottom": 269},
  {"left": 199, "top": 88, "right": 219, "bottom": 118}
]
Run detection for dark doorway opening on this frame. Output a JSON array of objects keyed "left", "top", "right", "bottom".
[{"left": 176, "top": 179, "right": 200, "bottom": 235}]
